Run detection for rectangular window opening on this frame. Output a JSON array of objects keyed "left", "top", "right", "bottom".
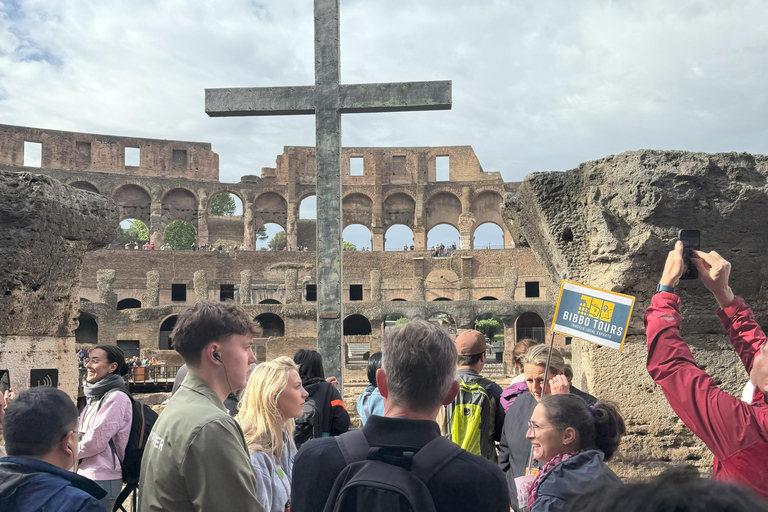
[
  {"left": 349, "top": 284, "right": 363, "bottom": 301},
  {"left": 305, "top": 284, "right": 317, "bottom": 302},
  {"left": 219, "top": 284, "right": 235, "bottom": 302},
  {"left": 171, "top": 283, "right": 187, "bottom": 302},
  {"left": 125, "top": 146, "right": 140, "bottom": 167},
  {"left": 75, "top": 141, "right": 91, "bottom": 168},
  {"left": 565, "top": 337, "right": 573, "bottom": 346},
  {"left": 116, "top": 340, "right": 140, "bottom": 359},
  {"left": 172, "top": 149, "right": 188, "bottom": 170},
  {"left": 525, "top": 281, "right": 540, "bottom": 298},
  {"left": 350, "top": 157, "right": 364, "bottom": 176},
  {"left": 436, "top": 155, "right": 449, "bottom": 181},
  {"left": 23, "top": 141, "right": 42, "bottom": 167}
]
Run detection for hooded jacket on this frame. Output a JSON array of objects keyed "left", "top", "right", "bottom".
[
  {"left": 299, "top": 377, "right": 350, "bottom": 437},
  {"left": 529, "top": 449, "right": 621, "bottom": 512},
  {"left": 0, "top": 456, "right": 107, "bottom": 512}
]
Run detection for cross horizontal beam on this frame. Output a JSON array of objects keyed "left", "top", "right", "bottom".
[{"left": 205, "top": 80, "right": 452, "bottom": 117}]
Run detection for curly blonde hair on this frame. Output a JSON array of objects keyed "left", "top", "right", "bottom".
[{"left": 236, "top": 356, "right": 298, "bottom": 461}]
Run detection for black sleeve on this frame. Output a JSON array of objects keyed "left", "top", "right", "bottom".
[
  {"left": 291, "top": 439, "right": 347, "bottom": 512},
  {"left": 498, "top": 407, "right": 511, "bottom": 473},
  {"left": 486, "top": 382, "right": 505, "bottom": 442},
  {"left": 329, "top": 386, "right": 350, "bottom": 436}
]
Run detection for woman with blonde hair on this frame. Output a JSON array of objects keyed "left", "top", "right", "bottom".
[{"left": 236, "top": 356, "right": 308, "bottom": 512}]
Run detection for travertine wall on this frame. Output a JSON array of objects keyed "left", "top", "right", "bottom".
[{"left": 503, "top": 149, "right": 768, "bottom": 478}]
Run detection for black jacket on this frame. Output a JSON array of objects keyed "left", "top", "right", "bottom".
[
  {"left": 0, "top": 456, "right": 107, "bottom": 512},
  {"left": 300, "top": 376, "right": 350, "bottom": 437}
]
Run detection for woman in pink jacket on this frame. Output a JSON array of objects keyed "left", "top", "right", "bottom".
[{"left": 78, "top": 345, "right": 133, "bottom": 512}]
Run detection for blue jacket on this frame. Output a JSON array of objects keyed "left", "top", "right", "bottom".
[
  {"left": 530, "top": 449, "right": 621, "bottom": 512},
  {"left": 0, "top": 456, "right": 107, "bottom": 512},
  {"left": 356, "top": 385, "right": 385, "bottom": 425}
]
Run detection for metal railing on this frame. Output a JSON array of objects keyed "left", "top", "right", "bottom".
[{"left": 127, "top": 365, "right": 183, "bottom": 392}]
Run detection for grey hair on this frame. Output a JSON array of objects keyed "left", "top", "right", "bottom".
[
  {"left": 522, "top": 344, "right": 569, "bottom": 376},
  {"left": 381, "top": 319, "right": 457, "bottom": 412}
]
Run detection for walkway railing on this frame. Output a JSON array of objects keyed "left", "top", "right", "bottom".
[{"left": 127, "top": 365, "right": 183, "bottom": 392}]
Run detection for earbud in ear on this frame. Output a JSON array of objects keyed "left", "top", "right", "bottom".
[{"left": 213, "top": 352, "right": 221, "bottom": 361}]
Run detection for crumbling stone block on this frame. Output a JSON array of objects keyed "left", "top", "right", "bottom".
[
  {"left": 240, "top": 269, "right": 252, "bottom": 305},
  {"left": 97, "top": 269, "right": 117, "bottom": 309},
  {"left": 143, "top": 270, "right": 160, "bottom": 307},
  {"left": 193, "top": 270, "right": 208, "bottom": 303}
]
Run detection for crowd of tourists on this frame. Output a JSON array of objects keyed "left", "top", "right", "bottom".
[{"left": 1, "top": 241, "right": 767, "bottom": 511}]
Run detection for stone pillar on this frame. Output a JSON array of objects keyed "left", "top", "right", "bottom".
[
  {"left": 458, "top": 213, "right": 475, "bottom": 250},
  {"left": 97, "top": 269, "right": 118, "bottom": 309},
  {"left": 193, "top": 270, "right": 208, "bottom": 303},
  {"left": 371, "top": 227, "right": 385, "bottom": 252},
  {"left": 0, "top": 171, "right": 117, "bottom": 399},
  {"left": 370, "top": 270, "right": 382, "bottom": 301},
  {"left": 286, "top": 204, "right": 298, "bottom": 250},
  {"left": 143, "top": 270, "right": 160, "bottom": 307},
  {"left": 412, "top": 257, "right": 425, "bottom": 301},
  {"left": 284, "top": 268, "right": 300, "bottom": 304},
  {"left": 197, "top": 195, "right": 209, "bottom": 247},
  {"left": 413, "top": 227, "right": 427, "bottom": 251},
  {"left": 149, "top": 201, "right": 163, "bottom": 245},
  {"left": 459, "top": 256, "right": 473, "bottom": 301},
  {"left": 503, "top": 268, "right": 519, "bottom": 301},
  {"left": 240, "top": 270, "right": 252, "bottom": 305},
  {"left": 243, "top": 199, "right": 255, "bottom": 249}
]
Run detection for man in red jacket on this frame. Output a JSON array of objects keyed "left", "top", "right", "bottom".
[{"left": 646, "top": 241, "right": 768, "bottom": 499}]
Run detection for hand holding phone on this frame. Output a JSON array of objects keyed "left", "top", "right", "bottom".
[{"left": 678, "top": 230, "right": 700, "bottom": 280}]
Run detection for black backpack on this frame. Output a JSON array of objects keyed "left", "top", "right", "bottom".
[
  {"left": 322, "top": 429, "right": 462, "bottom": 512},
  {"left": 97, "top": 387, "right": 159, "bottom": 484},
  {"left": 294, "top": 397, "right": 322, "bottom": 448}
]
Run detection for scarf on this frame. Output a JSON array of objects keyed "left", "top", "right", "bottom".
[
  {"left": 527, "top": 451, "right": 580, "bottom": 511},
  {"left": 83, "top": 373, "right": 126, "bottom": 403}
]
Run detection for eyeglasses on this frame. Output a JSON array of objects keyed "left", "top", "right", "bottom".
[{"left": 527, "top": 421, "right": 557, "bottom": 435}]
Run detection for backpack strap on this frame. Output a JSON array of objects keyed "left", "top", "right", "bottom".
[
  {"left": 410, "top": 436, "right": 462, "bottom": 484},
  {"left": 335, "top": 429, "right": 372, "bottom": 464}
]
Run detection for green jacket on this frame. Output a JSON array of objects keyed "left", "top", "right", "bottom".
[{"left": 139, "top": 372, "right": 264, "bottom": 512}]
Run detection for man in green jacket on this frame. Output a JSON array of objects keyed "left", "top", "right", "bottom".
[{"left": 139, "top": 302, "right": 263, "bottom": 512}]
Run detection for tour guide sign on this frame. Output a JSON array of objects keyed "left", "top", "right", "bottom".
[{"left": 551, "top": 281, "right": 635, "bottom": 351}]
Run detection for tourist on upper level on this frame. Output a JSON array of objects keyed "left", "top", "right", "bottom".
[
  {"left": 498, "top": 345, "right": 595, "bottom": 511},
  {"left": 236, "top": 357, "right": 307, "bottom": 512},
  {"left": 646, "top": 241, "right": 768, "bottom": 500},
  {"left": 78, "top": 345, "right": 133, "bottom": 512},
  {"left": 0, "top": 387, "right": 107, "bottom": 511},
  {"left": 523, "top": 394, "right": 624, "bottom": 512},
  {"left": 356, "top": 351, "right": 385, "bottom": 425},
  {"left": 292, "top": 349, "right": 349, "bottom": 448}
]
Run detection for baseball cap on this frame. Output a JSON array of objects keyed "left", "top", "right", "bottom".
[{"left": 455, "top": 330, "right": 492, "bottom": 356}]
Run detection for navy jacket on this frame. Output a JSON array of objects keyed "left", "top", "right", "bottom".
[
  {"left": 0, "top": 456, "right": 107, "bottom": 512},
  {"left": 530, "top": 449, "right": 621, "bottom": 512}
]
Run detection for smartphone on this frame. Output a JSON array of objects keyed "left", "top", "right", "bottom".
[
  {"left": 0, "top": 370, "right": 10, "bottom": 395},
  {"left": 678, "top": 229, "right": 700, "bottom": 280}
]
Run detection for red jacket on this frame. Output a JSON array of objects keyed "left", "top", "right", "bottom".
[{"left": 646, "top": 293, "right": 768, "bottom": 499}]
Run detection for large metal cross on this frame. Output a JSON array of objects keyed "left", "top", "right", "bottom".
[{"left": 205, "top": 0, "right": 451, "bottom": 390}]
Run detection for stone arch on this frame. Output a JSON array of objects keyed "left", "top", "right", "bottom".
[
  {"left": 208, "top": 191, "right": 244, "bottom": 217},
  {"left": 342, "top": 193, "right": 373, "bottom": 228},
  {"left": 113, "top": 184, "right": 151, "bottom": 225},
  {"left": 68, "top": 180, "right": 100, "bottom": 194},
  {"left": 382, "top": 192, "right": 416, "bottom": 228},
  {"left": 159, "top": 314, "right": 178, "bottom": 350},
  {"left": 516, "top": 312, "right": 545, "bottom": 343},
  {"left": 478, "top": 296, "right": 499, "bottom": 300},
  {"left": 428, "top": 312, "right": 456, "bottom": 336},
  {"left": 432, "top": 297, "right": 452, "bottom": 301},
  {"left": 425, "top": 192, "right": 461, "bottom": 230},
  {"left": 258, "top": 299, "right": 282, "bottom": 304},
  {"left": 117, "top": 298, "right": 141, "bottom": 310},
  {"left": 343, "top": 314, "right": 372, "bottom": 335},
  {"left": 255, "top": 313, "right": 285, "bottom": 337},
  {"left": 299, "top": 195, "right": 317, "bottom": 219},
  {"left": 391, "top": 298, "right": 407, "bottom": 301},
  {"left": 75, "top": 312, "right": 98, "bottom": 344},
  {"left": 384, "top": 224, "right": 414, "bottom": 251},
  {"left": 474, "top": 312, "right": 505, "bottom": 362},
  {"left": 164, "top": 219, "right": 197, "bottom": 250},
  {"left": 426, "top": 224, "right": 460, "bottom": 252},
  {"left": 343, "top": 224, "right": 372, "bottom": 250},
  {"left": 253, "top": 192, "right": 288, "bottom": 229},
  {"left": 297, "top": 195, "right": 317, "bottom": 250},
  {"left": 472, "top": 221, "right": 505, "bottom": 249},
  {"left": 161, "top": 187, "right": 198, "bottom": 226}
]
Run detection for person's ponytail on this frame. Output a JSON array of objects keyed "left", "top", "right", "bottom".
[{"left": 592, "top": 401, "right": 625, "bottom": 461}]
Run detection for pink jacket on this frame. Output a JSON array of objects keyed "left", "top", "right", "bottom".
[
  {"left": 77, "top": 390, "right": 133, "bottom": 481},
  {"left": 646, "top": 293, "right": 768, "bottom": 500}
]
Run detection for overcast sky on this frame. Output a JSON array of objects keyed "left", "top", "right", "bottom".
[{"left": 3, "top": 0, "right": 768, "bottom": 247}]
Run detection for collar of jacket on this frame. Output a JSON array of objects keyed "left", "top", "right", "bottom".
[
  {"left": 180, "top": 371, "right": 228, "bottom": 413},
  {"left": 0, "top": 456, "right": 107, "bottom": 501}
]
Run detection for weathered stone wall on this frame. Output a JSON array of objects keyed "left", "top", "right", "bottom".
[
  {"left": 503, "top": 149, "right": 768, "bottom": 478},
  {"left": 0, "top": 171, "right": 117, "bottom": 398}
]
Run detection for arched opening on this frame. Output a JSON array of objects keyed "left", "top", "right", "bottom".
[
  {"left": 473, "top": 222, "right": 504, "bottom": 250},
  {"left": 255, "top": 313, "right": 285, "bottom": 337},
  {"left": 208, "top": 192, "right": 244, "bottom": 217},
  {"left": 428, "top": 312, "right": 456, "bottom": 337},
  {"left": 516, "top": 312, "right": 545, "bottom": 343},
  {"left": 256, "top": 222, "right": 286, "bottom": 251},
  {"left": 342, "top": 224, "right": 372, "bottom": 251},
  {"left": 117, "top": 298, "right": 141, "bottom": 310},
  {"left": 343, "top": 314, "right": 372, "bottom": 335},
  {"left": 75, "top": 313, "right": 98, "bottom": 344},
  {"left": 384, "top": 224, "right": 415, "bottom": 251},
  {"left": 299, "top": 195, "right": 316, "bottom": 220},
  {"left": 161, "top": 188, "right": 198, "bottom": 225},
  {"left": 432, "top": 297, "right": 453, "bottom": 301},
  {"left": 253, "top": 192, "right": 288, "bottom": 229},
  {"left": 258, "top": 299, "right": 282, "bottom": 304},
  {"left": 69, "top": 181, "right": 100, "bottom": 194},
  {"left": 474, "top": 313, "right": 505, "bottom": 363},
  {"left": 113, "top": 184, "right": 151, "bottom": 226},
  {"left": 391, "top": 298, "right": 407, "bottom": 301},
  {"left": 80, "top": 298, "right": 91, "bottom": 303},
  {"left": 163, "top": 220, "right": 197, "bottom": 250},
  {"left": 427, "top": 224, "right": 460, "bottom": 252},
  {"left": 159, "top": 315, "right": 178, "bottom": 350},
  {"left": 116, "top": 218, "right": 149, "bottom": 248},
  {"left": 478, "top": 296, "right": 499, "bottom": 300}
]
